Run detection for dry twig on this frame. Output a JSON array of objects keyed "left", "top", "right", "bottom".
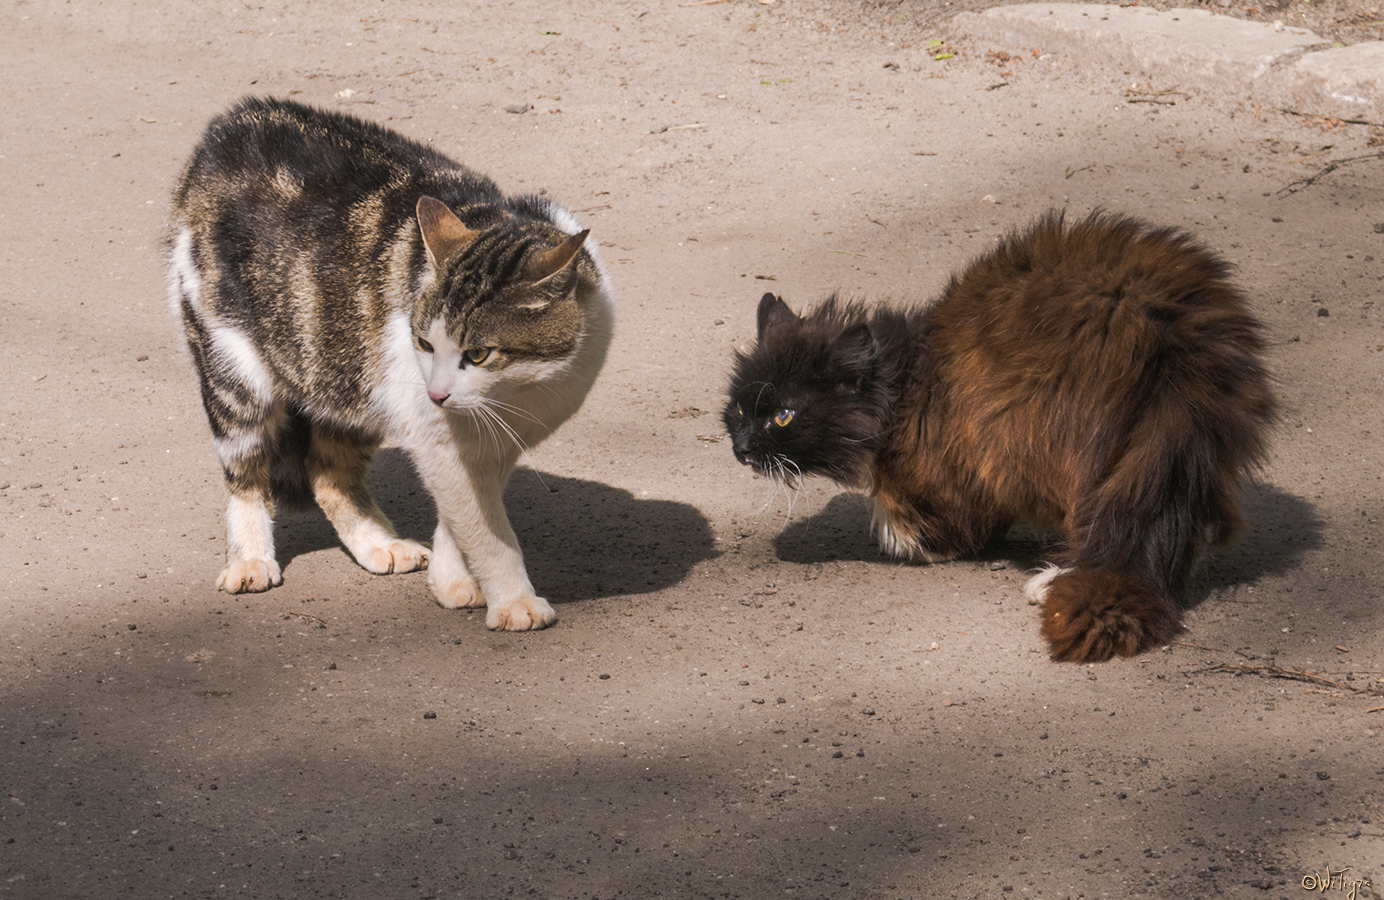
[
  {"left": 1281, "top": 107, "right": 1384, "bottom": 128},
  {"left": 1277, "top": 150, "right": 1384, "bottom": 195},
  {"left": 1196, "top": 662, "right": 1384, "bottom": 697}
]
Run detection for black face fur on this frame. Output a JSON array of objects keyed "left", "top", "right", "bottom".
[{"left": 723, "top": 293, "right": 887, "bottom": 489}]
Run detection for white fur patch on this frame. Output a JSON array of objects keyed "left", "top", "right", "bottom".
[
  {"left": 869, "top": 498, "right": 954, "bottom": 563},
  {"left": 207, "top": 319, "right": 275, "bottom": 403},
  {"left": 1024, "top": 565, "right": 1072, "bottom": 604},
  {"left": 166, "top": 227, "right": 202, "bottom": 316}
]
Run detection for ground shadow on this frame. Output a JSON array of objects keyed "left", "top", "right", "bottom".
[
  {"left": 772, "top": 492, "right": 1048, "bottom": 569},
  {"left": 773, "top": 483, "right": 1323, "bottom": 605},
  {"left": 274, "top": 448, "right": 717, "bottom": 602},
  {"left": 1191, "top": 481, "right": 1324, "bottom": 603}
]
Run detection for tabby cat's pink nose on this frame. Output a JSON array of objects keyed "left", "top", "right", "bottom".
[{"left": 428, "top": 390, "right": 449, "bottom": 405}]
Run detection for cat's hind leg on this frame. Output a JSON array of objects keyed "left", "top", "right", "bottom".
[
  {"left": 211, "top": 403, "right": 302, "bottom": 593},
  {"left": 306, "top": 424, "right": 429, "bottom": 576}
]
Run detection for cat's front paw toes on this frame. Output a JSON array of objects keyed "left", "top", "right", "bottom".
[
  {"left": 429, "top": 575, "right": 485, "bottom": 609},
  {"left": 362, "top": 540, "right": 429, "bottom": 575},
  {"left": 217, "top": 558, "right": 282, "bottom": 594},
  {"left": 486, "top": 596, "right": 556, "bottom": 632}
]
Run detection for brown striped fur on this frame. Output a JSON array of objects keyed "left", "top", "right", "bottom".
[{"left": 725, "top": 211, "right": 1276, "bottom": 662}]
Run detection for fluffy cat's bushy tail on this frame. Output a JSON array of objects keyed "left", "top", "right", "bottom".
[{"left": 1041, "top": 316, "right": 1274, "bottom": 661}]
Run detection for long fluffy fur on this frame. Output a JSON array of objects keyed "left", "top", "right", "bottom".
[{"left": 726, "top": 211, "right": 1276, "bottom": 662}]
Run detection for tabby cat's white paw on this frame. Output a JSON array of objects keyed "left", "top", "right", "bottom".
[
  {"left": 217, "top": 558, "right": 282, "bottom": 593},
  {"left": 486, "top": 596, "right": 556, "bottom": 632},
  {"left": 360, "top": 539, "right": 429, "bottom": 575},
  {"left": 430, "top": 575, "right": 485, "bottom": 609}
]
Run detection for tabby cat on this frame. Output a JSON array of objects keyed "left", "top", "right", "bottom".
[
  {"left": 724, "top": 211, "right": 1275, "bottom": 661},
  {"left": 168, "top": 97, "right": 614, "bottom": 631}
]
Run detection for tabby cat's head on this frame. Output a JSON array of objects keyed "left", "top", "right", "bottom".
[
  {"left": 723, "top": 293, "right": 884, "bottom": 489},
  {"left": 411, "top": 195, "right": 593, "bottom": 411}
]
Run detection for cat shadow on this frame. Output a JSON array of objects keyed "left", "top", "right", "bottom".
[
  {"left": 1189, "top": 482, "right": 1324, "bottom": 604},
  {"left": 773, "top": 483, "right": 1323, "bottom": 606},
  {"left": 772, "top": 493, "right": 1048, "bottom": 570},
  {"left": 274, "top": 448, "right": 718, "bottom": 603}
]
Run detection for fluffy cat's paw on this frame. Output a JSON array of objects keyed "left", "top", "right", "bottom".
[
  {"left": 1024, "top": 565, "right": 1070, "bottom": 604},
  {"left": 361, "top": 539, "right": 429, "bottom": 575},
  {"left": 429, "top": 575, "right": 485, "bottom": 609},
  {"left": 217, "top": 558, "right": 283, "bottom": 593},
  {"left": 486, "top": 596, "right": 557, "bottom": 632},
  {"left": 1038, "top": 568, "right": 1182, "bottom": 662}
]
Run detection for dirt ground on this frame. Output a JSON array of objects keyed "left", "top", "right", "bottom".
[{"left": 2, "top": 1, "right": 1382, "bottom": 898}]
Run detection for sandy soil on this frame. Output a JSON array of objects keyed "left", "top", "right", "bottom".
[{"left": 2, "top": 1, "right": 1382, "bottom": 898}]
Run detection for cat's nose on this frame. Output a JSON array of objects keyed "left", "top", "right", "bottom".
[
  {"left": 731, "top": 433, "right": 752, "bottom": 462},
  {"left": 428, "top": 389, "right": 449, "bottom": 406}
]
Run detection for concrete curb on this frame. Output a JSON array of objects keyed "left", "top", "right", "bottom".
[{"left": 949, "top": 3, "right": 1384, "bottom": 123}]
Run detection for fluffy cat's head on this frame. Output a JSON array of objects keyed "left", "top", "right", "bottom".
[
  {"left": 411, "top": 195, "right": 597, "bottom": 411},
  {"left": 723, "top": 293, "right": 887, "bottom": 488}
]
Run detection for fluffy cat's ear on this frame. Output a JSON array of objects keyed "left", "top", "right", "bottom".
[
  {"left": 417, "top": 196, "right": 479, "bottom": 265},
  {"left": 528, "top": 229, "right": 589, "bottom": 287},
  {"left": 757, "top": 293, "right": 798, "bottom": 338},
  {"left": 835, "top": 323, "right": 877, "bottom": 382}
]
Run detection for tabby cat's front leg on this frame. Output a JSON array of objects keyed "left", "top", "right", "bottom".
[{"left": 414, "top": 434, "right": 555, "bottom": 632}]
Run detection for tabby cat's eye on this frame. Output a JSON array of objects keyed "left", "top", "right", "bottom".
[
  {"left": 773, "top": 408, "right": 795, "bottom": 427},
  {"left": 416, "top": 336, "right": 434, "bottom": 353},
  {"left": 463, "top": 347, "right": 492, "bottom": 366},
  {"left": 736, "top": 404, "right": 744, "bottom": 417}
]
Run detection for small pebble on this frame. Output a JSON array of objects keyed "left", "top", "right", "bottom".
[
  {"left": 832, "top": 750, "right": 844, "bottom": 758},
  {"left": 423, "top": 711, "right": 437, "bottom": 720},
  {"left": 1374, "top": 222, "right": 1384, "bottom": 233},
  {"left": 505, "top": 104, "right": 529, "bottom": 114},
  {"left": 599, "top": 673, "right": 611, "bottom": 680},
  {"left": 1317, "top": 308, "right": 1330, "bottom": 317},
  {"left": 863, "top": 707, "right": 875, "bottom": 716}
]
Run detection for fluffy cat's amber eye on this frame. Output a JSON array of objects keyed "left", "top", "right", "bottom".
[
  {"left": 463, "top": 347, "right": 492, "bottom": 366},
  {"left": 416, "top": 336, "right": 434, "bottom": 353},
  {"left": 773, "top": 409, "right": 795, "bottom": 427}
]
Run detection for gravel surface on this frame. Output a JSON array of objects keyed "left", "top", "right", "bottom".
[{"left": 2, "top": 1, "right": 1381, "bottom": 898}]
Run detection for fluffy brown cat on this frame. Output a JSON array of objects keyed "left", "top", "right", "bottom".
[{"left": 724, "top": 211, "right": 1276, "bottom": 662}]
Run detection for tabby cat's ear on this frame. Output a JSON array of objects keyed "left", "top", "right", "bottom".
[
  {"left": 416, "top": 196, "right": 479, "bottom": 266},
  {"left": 756, "top": 293, "right": 798, "bottom": 338},
  {"left": 528, "top": 230, "right": 589, "bottom": 285}
]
